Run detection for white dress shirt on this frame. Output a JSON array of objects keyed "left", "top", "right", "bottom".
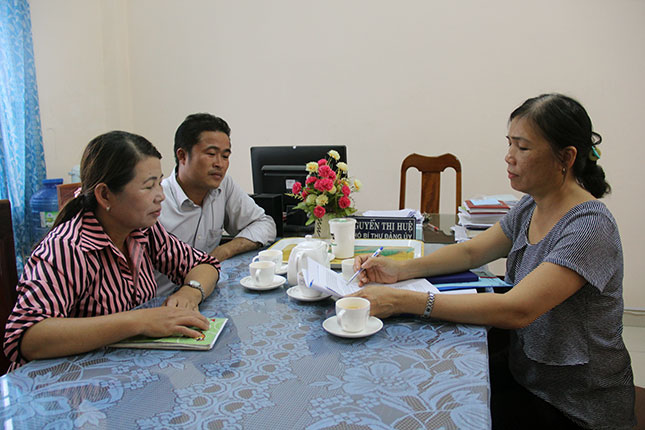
[{"left": 155, "top": 170, "right": 276, "bottom": 295}]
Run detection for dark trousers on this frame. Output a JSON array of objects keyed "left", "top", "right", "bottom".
[{"left": 488, "top": 328, "right": 585, "bottom": 430}]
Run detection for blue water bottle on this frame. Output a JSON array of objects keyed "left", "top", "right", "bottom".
[{"left": 30, "top": 178, "right": 63, "bottom": 245}]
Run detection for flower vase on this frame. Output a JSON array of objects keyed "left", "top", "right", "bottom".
[{"left": 314, "top": 214, "right": 334, "bottom": 239}]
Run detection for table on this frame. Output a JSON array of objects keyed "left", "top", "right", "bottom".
[
  {"left": 0, "top": 248, "right": 491, "bottom": 429},
  {"left": 422, "top": 213, "right": 460, "bottom": 244}
]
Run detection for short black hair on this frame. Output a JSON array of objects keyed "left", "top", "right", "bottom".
[{"left": 174, "top": 113, "right": 231, "bottom": 169}]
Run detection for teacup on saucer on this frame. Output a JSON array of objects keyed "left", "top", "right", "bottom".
[
  {"left": 322, "top": 316, "right": 383, "bottom": 338},
  {"left": 240, "top": 275, "right": 285, "bottom": 291},
  {"left": 286, "top": 286, "right": 330, "bottom": 302},
  {"left": 275, "top": 263, "right": 289, "bottom": 275}
]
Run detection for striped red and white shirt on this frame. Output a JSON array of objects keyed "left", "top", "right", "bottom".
[{"left": 3, "top": 210, "right": 220, "bottom": 369}]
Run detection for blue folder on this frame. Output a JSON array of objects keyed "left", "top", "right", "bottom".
[
  {"left": 425, "top": 271, "right": 512, "bottom": 291},
  {"left": 434, "top": 279, "right": 512, "bottom": 291},
  {"left": 426, "top": 271, "right": 479, "bottom": 284}
]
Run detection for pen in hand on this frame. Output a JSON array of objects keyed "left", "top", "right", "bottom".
[{"left": 346, "top": 246, "right": 383, "bottom": 285}]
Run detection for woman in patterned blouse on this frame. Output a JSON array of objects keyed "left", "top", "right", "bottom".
[
  {"left": 4, "top": 131, "right": 221, "bottom": 370},
  {"left": 351, "top": 94, "right": 635, "bottom": 429}
]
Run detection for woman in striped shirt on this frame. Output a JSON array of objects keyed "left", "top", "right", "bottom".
[
  {"left": 4, "top": 131, "right": 220, "bottom": 370},
  {"left": 350, "top": 94, "right": 635, "bottom": 429}
]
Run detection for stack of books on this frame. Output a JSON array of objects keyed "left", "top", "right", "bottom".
[{"left": 457, "top": 195, "right": 519, "bottom": 230}]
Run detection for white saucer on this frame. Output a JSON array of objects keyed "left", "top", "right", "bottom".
[
  {"left": 322, "top": 316, "right": 383, "bottom": 338},
  {"left": 275, "top": 263, "right": 288, "bottom": 275},
  {"left": 286, "top": 286, "right": 331, "bottom": 302},
  {"left": 240, "top": 275, "right": 286, "bottom": 291}
]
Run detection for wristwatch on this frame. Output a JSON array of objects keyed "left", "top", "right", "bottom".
[
  {"left": 183, "top": 280, "right": 205, "bottom": 304},
  {"left": 423, "top": 292, "right": 435, "bottom": 319}
]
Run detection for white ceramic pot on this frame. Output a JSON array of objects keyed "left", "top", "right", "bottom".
[{"left": 287, "top": 235, "right": 330, "bottom": 285}]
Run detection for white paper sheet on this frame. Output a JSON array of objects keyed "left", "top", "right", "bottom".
[{"left": 302, "top": 257, "right": 439, "bottom": 298}]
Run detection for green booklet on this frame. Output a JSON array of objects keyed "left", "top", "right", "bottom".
[{"left": 110, "top": 317, "right": 228, "bottom": 350}]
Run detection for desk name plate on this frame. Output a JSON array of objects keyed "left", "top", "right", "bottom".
[{"left": 351, "top": 216, "right": 416, "bottom": 239}]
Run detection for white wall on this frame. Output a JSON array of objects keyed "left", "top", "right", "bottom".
[{"left": 29, "top": 0, "right": 645, "bottom": 307}]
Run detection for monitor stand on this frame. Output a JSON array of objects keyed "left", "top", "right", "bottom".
[
  {"left": 283, "top": 222, "right": 314, "bottom": 235},
  {"left": 283, "top": 209, "right": 314, "bottom": 236}
]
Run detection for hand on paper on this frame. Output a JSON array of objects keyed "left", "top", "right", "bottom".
[
  {"left": 136, "top": 307, "right": 210, "bottom": 339},
  {"left": 354, "top": 254, "right": 400, "bottom": 286}
]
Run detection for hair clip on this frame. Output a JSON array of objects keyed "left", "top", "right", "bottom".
[
  {"left": 589, "top": 146, "right": 601, "bottom": 161},
  {"left": 73, "top": 187, "right": 82, "bottom": 198}
]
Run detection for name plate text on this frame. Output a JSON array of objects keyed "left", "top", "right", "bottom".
[{"left": 352, "top": 216, "right": 416, "bottom": 239}]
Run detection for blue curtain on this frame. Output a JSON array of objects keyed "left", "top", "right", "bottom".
[{"left": 0, "top": 0, "right": 46, "bottom": 272}]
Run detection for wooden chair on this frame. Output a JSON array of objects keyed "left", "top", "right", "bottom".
[
  {"left": 399, "top": 153, "right": 462, "bottom": 214},
  {"left": 635, "top": 385, "right": 645, "bottom": 429},
  {"left": 57, "top": 182, "right": 81, "bottom": 209},
  {"left": 0, "top": 200, "right": 19, "bottom": 374}
]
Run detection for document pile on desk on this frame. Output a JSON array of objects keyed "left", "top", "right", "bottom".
[
  {"left": 454, "top": 195, "right": 519, "bottom": 240},
  {"left": 301, "top": 257, "right": 439, "bottom": 298},
  {"left": 361, "top": 209, "right": 424, "bottom": 223}
]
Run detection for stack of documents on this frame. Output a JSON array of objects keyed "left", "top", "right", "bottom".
[
  {"left": 362, "top": 209, "right": 424, "bottom": 224},
  {"left": 457, "top": 195, "right": 519, "bottom": 230}
]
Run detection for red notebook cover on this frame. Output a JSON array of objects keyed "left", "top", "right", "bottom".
[{"left": 465, "top": 199, "right": 510, "bottom": 213}]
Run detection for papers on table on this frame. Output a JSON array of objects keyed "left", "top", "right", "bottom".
[
  {"left": 301, "top": 257, "right": 439, "bottom": 298},
  {"left": 457, "top": 194, "right": 520, "bottom": 231},
  {"left": 362, "top": 209, "right": 424, "bottom": 223},
  {"left": 469, "top": 198, "right": 502, "bottom": 206},
  {"left": 452, "top": 225, "right": 470, "bottom": 243},
  {"left": 442, "top": 289, "right": 478, "bottom": 295}
]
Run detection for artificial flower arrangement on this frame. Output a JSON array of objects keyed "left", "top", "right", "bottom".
[{"left": 287, "top": 149, "right": 362, "bottom": 225}]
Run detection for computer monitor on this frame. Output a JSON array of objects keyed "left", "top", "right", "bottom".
[{"left": 250, "top": 145, "right": 348, "bottom": 233}]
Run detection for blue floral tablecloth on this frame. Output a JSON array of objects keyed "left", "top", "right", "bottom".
[{"left": 0, "top": 250, "right": 491, "bottom": 429}]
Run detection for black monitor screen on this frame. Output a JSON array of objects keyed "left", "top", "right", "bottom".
[{"left": 250, "top": 145, "right": 348, "bottom": 232}]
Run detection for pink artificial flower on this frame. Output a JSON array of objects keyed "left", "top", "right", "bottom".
[
  {"left": 314, "top": 178, "right": 334, "bottom": 192},
  {"left": 313, "top": 205, "right": 326, "bottom": 218},
  {"left": 327, "top": 170, "right": 337, "bottom": 181},
  {"left": 305, "top": 176, "right": 316, "bottom": 185},
  {"left": 341, "top": 185, "right": 351, "bottom": 196},
  {"left": 317, "top": 159, "right": 327, "bottom": 166},
  {"left": 302, "top": 190, "right": 308, "bottom": 199},
  {"left": 314, "top": 179, "right": 326, "bottom": 192},
  {"left": 339, "top": 196, "right": 351, "bottom": 209},
  {"left": 321, "top": 178, "right": 334, "bottom": 191},
  {"left": 318, "top": 165, "right": 333, "bottom": 178},
  {"left": 292, "top": 182, "right": 302, "bottom": 194}
]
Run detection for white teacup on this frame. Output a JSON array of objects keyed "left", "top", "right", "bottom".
[
  {"left": 341, "top": 259, "right": 355, "bottom": 281},
  {"left": 329, "top": 218, "right": 356, "bottom": 259},
  {"left": 296, "top": 272, "right": 324, "bottom": 298},
  {"left": 249, "top": 261, "right": 276, "bottom": 287},
  {"left": 252, "top": 249, "right": 283, "bottom": 273},
  {"left": 335, "top": 297, "right": 370, "bottom": 332}
]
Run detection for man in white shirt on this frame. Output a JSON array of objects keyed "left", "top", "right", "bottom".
[{"left": 156, "top": 113, "right": 276, "bottom": 296}]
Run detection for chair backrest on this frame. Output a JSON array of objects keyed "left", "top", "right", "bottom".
[
  {"left": 399, "top": 153, "right": 462, "bottom": 214},
  {"left": 635, "top": 385, "right": 645, "bottom": 430},
  {"left": 57, "top": 182, "right": 81, "bottom": 209},
  {"left": 0, "top": 200, "right": 19, "bottom": 374}
]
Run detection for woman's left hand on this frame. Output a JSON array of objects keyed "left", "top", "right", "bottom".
[{"left": 164, "top": 287, "right": 201, "bottom": 310}]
